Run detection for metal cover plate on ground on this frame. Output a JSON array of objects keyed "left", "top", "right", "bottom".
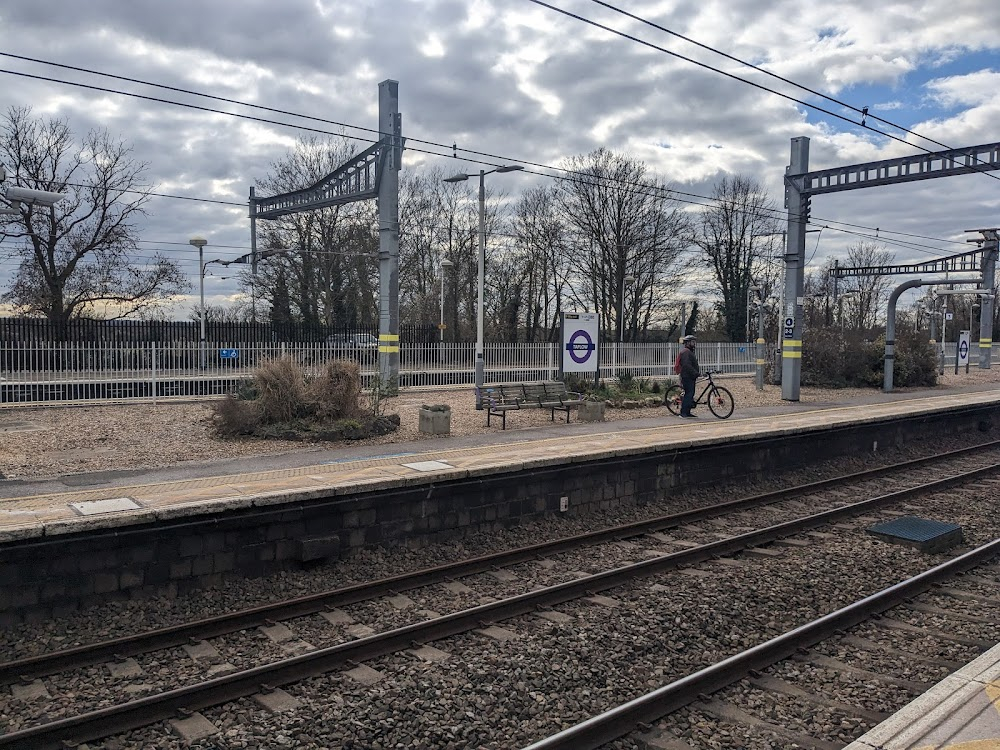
[
  {"left": 866, "top": 515, "right": 963, "bottom": 553},
  {"left": 69, "top": 497, "right": 141, "bottom": 515},
  {"left": 401, "top": 460, "right": 452, "bottom": 472}
]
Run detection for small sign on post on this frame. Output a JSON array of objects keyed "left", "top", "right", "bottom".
[
  {"left": 559, "top": 312, "right": 600, "bottom": 384},
  {"left": 956, "top": 331, "right": 970, "bottom": 374},
  {"left": 783, "top": 317, "right": 795, "bottom": 340},
  {"left": 219, "top": 348, "right": 239, "bottom": 360}
]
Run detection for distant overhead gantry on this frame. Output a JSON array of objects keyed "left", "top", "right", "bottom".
[{"left": 781, "top": 137, "right": 1000, "bottom": 400}]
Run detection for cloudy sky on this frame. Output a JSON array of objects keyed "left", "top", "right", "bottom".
[{"left": 0, "top": 0, "right": 998, "bottom": 316}]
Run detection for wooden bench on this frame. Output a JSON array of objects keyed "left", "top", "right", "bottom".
[{"left": 480, "top": 381, "right": 585, "bottom": 429}]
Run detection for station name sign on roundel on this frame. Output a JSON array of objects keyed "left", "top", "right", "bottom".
[{"left": 561, "top": 312, "right": 600, "bottom": 373}]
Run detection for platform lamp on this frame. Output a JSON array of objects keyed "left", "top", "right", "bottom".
[{"left": 442, "top": 165, "right": 524, "bottom": 408}]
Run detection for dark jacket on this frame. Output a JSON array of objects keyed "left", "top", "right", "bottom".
[{"left": 678, "top": 346, "right": 700, "bottom": 380}]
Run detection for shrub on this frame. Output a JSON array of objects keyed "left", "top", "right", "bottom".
[
  {"left": 615, "top": 371, "right": 636, "bottom": 393},
  {"left": 307, "top": 360, "right": 363, "bottom": 421},
  {"left": 801, "top": 327, "right": 937, "bottom": 389},
  {"left": 253, "top": 356, "right": 308, "bottom": 423},
  {"left": 210, "top": 395, "right": 261, "bottom": 436},
  {"left": 210, "top": 356, "right": 398, "bottom": 441}
]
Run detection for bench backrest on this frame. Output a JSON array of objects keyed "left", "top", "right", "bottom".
[{"left": 486, "top": 381, "right": 573, "bottom": 404}]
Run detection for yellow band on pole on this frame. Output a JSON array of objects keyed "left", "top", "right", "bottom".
[
  {"left": 782, "top": 351, "right": 802, "bottom": 359},
  {"left": 378, "top": 346, "right": 400, "bottom": 353},
  {"left": 379, "top": 334, "right": 399, "bottom": 342}
]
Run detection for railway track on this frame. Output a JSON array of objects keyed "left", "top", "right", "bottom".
[
  {"left": 524, "top": 547, "right": 1000, "bottom": 750},
  {"left": 3, "top": 441, "right": 999, "bottom": 687},
  {"left": 2, "top": 446, "right": 999, "bottom": 748}
]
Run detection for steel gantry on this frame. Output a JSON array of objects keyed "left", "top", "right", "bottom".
[
  {"left": 249, "top": 80, "right": 404, "bottom": 391},
  {"left": 831, "top": 233, "right": 999, "bottom": 372},
  {"left": 781, "top": 138, "right": 1000, "bottom": 400}
]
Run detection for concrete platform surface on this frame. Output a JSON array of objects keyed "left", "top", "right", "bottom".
[{"left": 0, "top": 386, "right": 998, "bottom": 542}]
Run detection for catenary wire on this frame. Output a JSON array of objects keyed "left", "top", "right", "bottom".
[
  {"left": 528, "top": 0, "right": 1000, "bottom": 182},
  {"left": 588, "top": 0, "right": 973, "bottom": 155},
  {"left": 0, "top": 56, "right": 989, "bottom": 247},
  {"left": 0, "top": 63, "right": 979, "bottom": 259}
]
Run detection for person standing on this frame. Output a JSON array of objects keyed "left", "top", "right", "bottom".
[{"left": 678, "top": 334, "right": 700, "bottom": 418}]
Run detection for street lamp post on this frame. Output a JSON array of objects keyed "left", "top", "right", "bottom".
[
  {"left": 837, "top": 291, "right": 858, "bottom": 333},
  {"left": 443, "top": 164, "right": 524, "bottom": 409},
  {"left": 748, "top": 285, "right": 765, "bottom": 390},
  {"left": 438, "top": 258, "right": 453, "bottom": 362},
  {"left": 189, "top": 236, "right": 209, "bottom": 369}
]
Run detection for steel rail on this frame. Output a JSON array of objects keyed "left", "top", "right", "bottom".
[
  {"left": 2, "top": 462, "right": 997, "bottom": 749},
  {"left": 520, "top": 537, "right": 1000, "bottom": 750},
  {"left": 2, "top": 441, "right": 997, "bottom": 685}
]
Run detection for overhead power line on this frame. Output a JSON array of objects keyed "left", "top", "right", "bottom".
[
  {"left": 0, "top": 55, "right": 978, "bottom": 260},
  {"left": 529, "top": 0, "right": 1000, "bottom": 183},
  {"left": 588, "top": 0, "right": 964, "bottom": 155}
]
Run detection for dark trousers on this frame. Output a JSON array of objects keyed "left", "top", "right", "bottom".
[{"left": 680, "top": 375, "right": 696, "bottom": 416}]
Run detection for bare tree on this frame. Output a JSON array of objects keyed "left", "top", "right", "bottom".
[
  {"left": 512, "top": 185, "right": 571, "bottom": 342},
  {"left": 555, "top": 148, "right": 691, "bottom": 341},
  {"left": 838, "top": 241, "right": 895, "bottom": 329},
  {"left": 694, "top": 174, "right": 782, "bottom": 342},
  {"left": 0, "top": 107, "right": 188, "bottom": 323}
]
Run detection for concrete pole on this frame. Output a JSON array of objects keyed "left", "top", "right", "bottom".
[
  {"left": 979, "top": 234, "right": 997, "bottom": 369},
  {"left": 885, "top": 278, "right": 980, "bottom": 391},
  {"left": 884, "top": 280, "right": 923, "bottom": 392},
  {"left": 755, "top": 299, "right": 765, "bottom": 391},
  {"left": 249, "top": 186, "right": 258, "bottom": 323},
  {"left": 377, "top": 80, "right": 401, "bottom": 393},
  {"left": 199, "top": 245, "right": 206, "bottom": 370},
  {"left": 781, "top": 137, "right": 810, "bottom": 401},
  {"left": 940, "top": 297, "right": 947, "bottom": 375},
  {"left": 475, "top": 169, "right": 486, "bottom": 408}
]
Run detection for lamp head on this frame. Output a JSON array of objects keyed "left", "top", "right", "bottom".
[
  {"left": 443, "top": 173, "right": 469, "bottom": 183},
  {"left": 189, "top": 236, "right": 208, "bottom": 249},
  {"left": 4, "top": 185, "right": 67, "bottom": 208},
  {"left": 494, "top": 165, "right": 524, "bottom": 174},
  {"left": 440, "top": 259, "right": 454, "bottom": 268}
]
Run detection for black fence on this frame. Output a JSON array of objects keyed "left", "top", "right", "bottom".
[{"left": 0, "top": 318, "right": 441, "bottom": 344}]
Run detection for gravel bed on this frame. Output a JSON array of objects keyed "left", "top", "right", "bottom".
[
  {"left": 79, "top": 487, "right": 1000, "bottom": 748},
  {"left": 769, "top": 660, "right": 918, "bottom": 714},
  {"left": 923, "top": 591, "right": 1000, "bottom": 618},
  {"left": 851, "top": 621, "right": 983, "bottom": 663},
  {"left": 894, "top": 610, "right": 1000, "bottom": 642},
  {"left": 814, "top": 639, "right": 954, "bottom": 683},
  {"left": 732, "top": 683, "right": 875, "bottom": 744}
]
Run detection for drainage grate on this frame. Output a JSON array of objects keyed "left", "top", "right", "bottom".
[{"left": 866, "top": 515, "right": 963, "bottom": 553}]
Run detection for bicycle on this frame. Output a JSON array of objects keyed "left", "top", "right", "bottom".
[{"left": 664, "top": 370, "right": 735, "bottom": 419}]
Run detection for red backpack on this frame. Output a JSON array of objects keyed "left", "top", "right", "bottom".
[{"left": 673, "top": 352, "right": 682, "bottom": 374}]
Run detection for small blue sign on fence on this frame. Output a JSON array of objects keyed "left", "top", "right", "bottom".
[
  {"left": 219, "top": 348, "right": 239, "bottom": 359},
  {"left": 738, "top": 346, "right": 746, "bottom": 353}
]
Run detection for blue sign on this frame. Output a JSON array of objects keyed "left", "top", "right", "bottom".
[
  {"left": 738, "top": 346, "right": 746, "bottom": 353},
  {"left": 219, "top": 348, "right": 239, "bottom": 359},
  {"left": 566, "top": 329, "right": 596, "bottom": 364}
]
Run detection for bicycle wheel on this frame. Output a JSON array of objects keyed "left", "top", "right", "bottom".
[
  {"left": 664, "top": 385, "right": 684, "bottom": 415},
  {"left": 707, "top": 386, "right": 735, "bottom": 419}
]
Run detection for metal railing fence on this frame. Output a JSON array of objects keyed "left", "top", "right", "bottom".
[
  {"left": 0, "top": 341, "right": 761, "bottom": 405},
  {"left": 8, "top": 339, "right": 996, "bottom": 406}
]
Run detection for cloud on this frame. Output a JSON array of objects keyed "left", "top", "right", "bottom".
[{"left": 0, "top": 0, "right": 997, "bottom": 316}]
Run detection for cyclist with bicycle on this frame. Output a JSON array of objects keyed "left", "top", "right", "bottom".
[{"left": 677, "top": 334, "right": 700, "bottom": 418}]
